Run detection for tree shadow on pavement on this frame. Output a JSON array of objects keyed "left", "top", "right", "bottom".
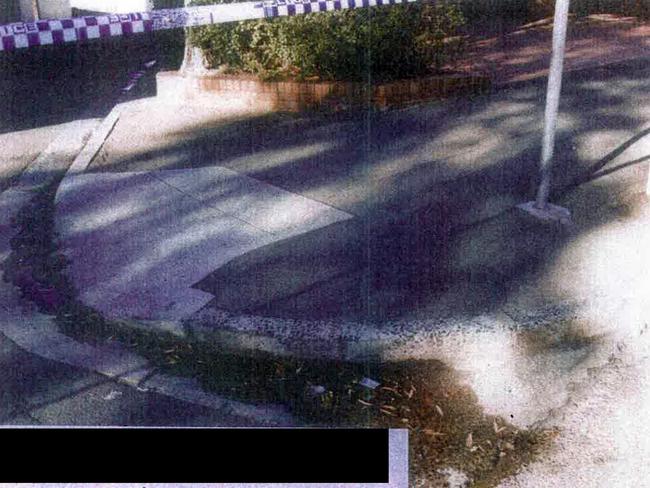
[
  {"left": 9, "top": 55, "right": 649, "bottom": 332},
  {"left": 177, "top": 58, "right": 650, "bottom": 324},
  {"left": 5, "top": 54, "right": 647, "bottom": 330}
]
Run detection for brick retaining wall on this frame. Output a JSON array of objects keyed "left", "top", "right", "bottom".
[{"left": 156, "top": 70, "right": 491, "bottom": 112}]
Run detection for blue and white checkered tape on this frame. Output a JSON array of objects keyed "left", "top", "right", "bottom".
[{"left": 0, "top": 0, "right": 418, "bottom": 52}]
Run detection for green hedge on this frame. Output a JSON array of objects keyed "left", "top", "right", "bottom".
[{"left": 189, "top": 0, "right": 466, "bottom": 81}]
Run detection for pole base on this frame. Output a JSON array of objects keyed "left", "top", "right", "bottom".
[{"left": 517, "top": 201, "right": 572, "bottom": 225}]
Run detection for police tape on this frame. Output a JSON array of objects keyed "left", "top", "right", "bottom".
[{"left": 0, "top": 0, "right": 417, "bottom": 52}]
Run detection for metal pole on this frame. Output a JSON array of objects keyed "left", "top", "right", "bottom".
[
  {"left": 535, "top": 0, "right": 571, "bottom": 209},
  {"left": 31, "top": 0, "right": 40, "bottom": 20}
]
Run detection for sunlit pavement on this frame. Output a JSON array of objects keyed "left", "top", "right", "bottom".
[
  {"left": 0, "top": 34, "right": 278, "bottom": 427},
  {"left": 79, "top": 57, "right": 650, "bottom": 327}
]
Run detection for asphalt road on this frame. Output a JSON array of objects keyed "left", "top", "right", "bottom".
[{"left": 0, "top": 31, "right": 183, "bottom": 190}]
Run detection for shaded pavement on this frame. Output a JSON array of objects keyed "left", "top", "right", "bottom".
[
  {"left": 0, "top": 29, "right": 184, "bottom": 190},
  {"left": 81, "top": 56, "right": 650, "bottom": 325},
  {"left": 0, "top": 31, "right": 278, "bottom": 428},
  {"left": 47, "top": 47, "right": 650, "bottom": 486}
]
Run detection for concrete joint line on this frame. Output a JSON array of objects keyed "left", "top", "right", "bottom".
[
  {"left": 27, "top": 376, "right": 113, "bottom": 412},
  {"left": 66, "top": 107, "right": 121, "bottom": 177},
  {"left": 139, "top": 372, "right": 294, "bottom": 426},
  {"left": 152, "top": 172, "right": 265, "bottom": 233},
  {"left": 116, "top": 366, "right": 158, "bottom": 390},
  {"left": 0, "top": 291, "right": 293, "bottom": 425}
]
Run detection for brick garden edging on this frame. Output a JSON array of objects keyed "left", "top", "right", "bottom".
[{"left": 156, "top": 70, "right": 491, "bottom": 112}]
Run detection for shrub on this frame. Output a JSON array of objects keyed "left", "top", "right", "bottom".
[{"left": 189, "top": 0, "right": 466, "bottom": 81}]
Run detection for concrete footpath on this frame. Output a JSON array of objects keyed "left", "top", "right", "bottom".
[
  {"left": 64, "top": 57, "right": 650, "bottom": 352},
  {"left": 0, "top": 332, "right": 273, "bottom": 427}
]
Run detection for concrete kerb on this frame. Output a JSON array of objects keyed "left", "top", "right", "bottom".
[
  {"left": 52, "top": 168, "right": 650, "bottom": 429},
  {"left": 0, "top": 116, "right": 294, "bottom": 427},
  {"left": 66, "top": 108, "right": 121, "bottom": 177},
  {"left": 99, "top": 190, "right": 581, "bottom": 364}
]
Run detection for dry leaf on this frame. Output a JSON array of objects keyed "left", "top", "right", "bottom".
[
  {"left": 435, "top": 405, "right": 444, "bottom": 417},
  {"left": 466, "top": 432, "right": 473, "bottom": 449},
  {"left": 423, "top": 429, "right": 445, "bottom": 437},
  {"left": 493, "top": 420, "right": 506, "bottom": 434},
  {"left": 357, "top": 399, "right": 373, "bottom": 406},
  {"left": 381, "top": 386, "right": 400, "bottom": 395}
]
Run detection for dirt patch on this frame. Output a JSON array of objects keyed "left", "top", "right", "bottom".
[
  {"left": 452, "top": 14, "right": 650, "bottom": 85},
  {"left": 162, "top": 348, "right": 558, "bottom": 487}
]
